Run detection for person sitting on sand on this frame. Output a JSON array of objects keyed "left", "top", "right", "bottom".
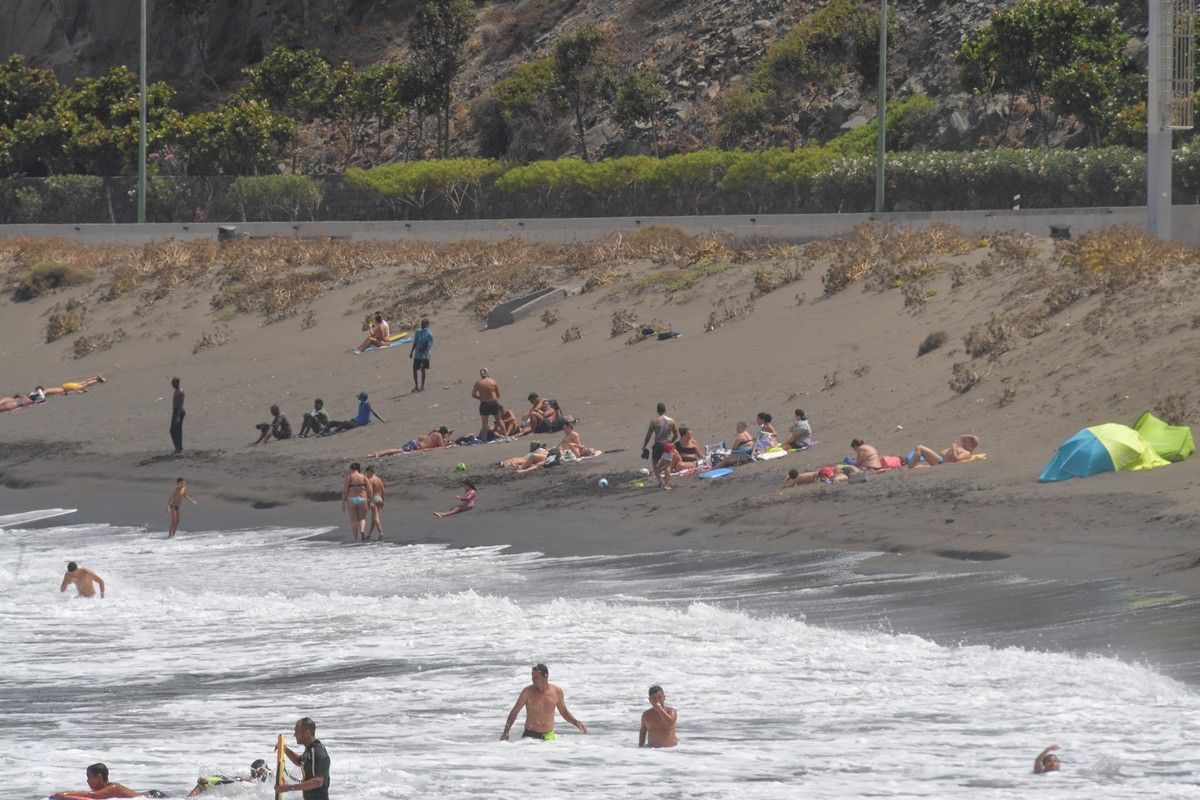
[
  {"left": 354, "top": 311, "right": 390, "bottom": 354},
  {"left": 910, "top": 434, "right": 981, "bottom": 466},
  {"left": 50, "top": 762, "right": 165, "bottom": 798},
  {"left": 367, "top": 427, "right": 454, "bottom": 456},
  {"left": 557, "top": 421, "right": 595, "bottom": 458},
  {"left": 253, "top": 405, "right": 292, "bottom": 445},
  {"left": 755, "top": 412, "right": 777, "bottom": 447},
  {"left": 851, "top": 439, "right": 882, "bottom": 470},
  {"left": 715, "top": 422, "right": 755, "bottom": 468},
  {"left": 490, "top": 407, "right": 519, "bottom": 439},
  {"left": 781, "top": 409, "right": 813, "bottom": 450},
  {"left": 783, "top": 466, "right": 848, "bottom": 487},
  {"left": 674, "top": 426, "right": 703, "bottom": 467},
  {"left": 524, "top": 393, "right": 555, "bottom": 433},
  {"left": 435, "top": 479, "right": 476, "bottom": 518},
  {"left": 298, "top": 398, "right": 330, "bottom": 437},
  {"left": 1033, "top": 744, "right": 1061, "bottom": 774},
  {"left": 325, "top": 392, "right": 385, "bottom": 434},
  {"left": 500, "top": 443, "right": 550, "bottom": 473},
  {"left": 186, "top": 759, "right": 271, "bottom": 796},
  {"left": 60, "top": 561, "right": 105, "bottom": 599},
  {"left": 36, "top": 374, "right": 106, "bottom": 398}
]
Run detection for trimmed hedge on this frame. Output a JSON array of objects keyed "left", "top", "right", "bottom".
[{"left": 5, "top": 145, "right": 1200, "bottom": 222}]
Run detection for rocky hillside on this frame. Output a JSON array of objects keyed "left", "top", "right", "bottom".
[{"left": 1, "top": 0, "right": 1153, "bottom": 164}]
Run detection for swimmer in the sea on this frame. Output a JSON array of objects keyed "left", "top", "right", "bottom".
[
  {"left": 1033, "top": 744, "right": 1061, "bottom": 774},
  {"left": 167, "top": 477, "right": 199, "bottom": 538},
  {"left": 60, "top": 562, "right": 105, "bottom": 599},
  {"left": 500, "top": 663, "right": 587, "bottom": 741},
  {"left": 186, "top": 759, "right": 271, "bottom": 796},
  {"left": 49, "top": 762, "right": 165, "bottom": 798},
  {"left": 639, "top": 684, "right": 678, "bottom": 748}
]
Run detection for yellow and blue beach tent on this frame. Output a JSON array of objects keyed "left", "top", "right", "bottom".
[
  {"left": 1038, "top": 423, "right": 1171, "bottom": 482},
  {"left": 1132, "top": 411, "right": 1195, "bottom": 462}
]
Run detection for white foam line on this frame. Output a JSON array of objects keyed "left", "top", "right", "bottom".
[{"left": 0, "top": 508, "right": 77, "bottom": 529}]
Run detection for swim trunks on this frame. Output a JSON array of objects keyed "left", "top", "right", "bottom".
[
  {"left": 479, "top": 400, "right": 501, "bottom": 417},
  {"left": 522, "top": 729, "right": 556, "bottom": 741},
  {"left": 371, "top": 495, "right": 383, "bottom": 506},
  {"left": 62, "top": 382, "right": 82, "bottom": 392},
  {"left": 414, "top": 357, "right": 430, "bottom": 370},
  {"left": 169, "top": 503, "right": 181, "bottom": 511},
  {"left": 349, "top": 496, "right": 368, "bottom": 506}
]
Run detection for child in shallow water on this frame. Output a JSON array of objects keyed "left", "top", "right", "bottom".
[{"left": 435, "top": 480, "right": 476, "bottom": 518}]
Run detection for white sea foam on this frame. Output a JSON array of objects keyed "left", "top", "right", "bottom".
[{"left": 1, "top": 513, "right": 1198, "bottom": 799}]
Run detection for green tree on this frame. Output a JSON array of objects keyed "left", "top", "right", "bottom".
[
  {"left": 956, "top": 0, "right": 1127, "bottom": 144},
  {"left": 554, "top": 24, "right": 613, "bottom": 160},
  {"left": 492, "top": 58, "right": 568, "bottom": 160},
  {"left": 753, "top": 0, "right": 877, "bottom": 147},
  {"left": 410, "top": 0, "right": 476, "bottom": 158},
  {"left": 172, "top": 99, "right": 296, "bottom": 175},
  {"left": 717, "top": 88, "right": 771, "bottom": 148},
  {"left": 613, "top": 66, "right": 669, "bottom": 156},
  {"left": 0, "top": 54, "right": 66, "bottom": 175},
  {"left": 58, "top": 66, "right": 178, "bottom": 175},
  {"left": 240, "top": 46, "right": 331, "bottom": 121}
]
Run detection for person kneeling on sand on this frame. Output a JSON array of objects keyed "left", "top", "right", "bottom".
[
  {"left": 252, "top": 405, "right": 291, "bottom": 445},
  {"left": 435, "top": 479, "right": 476, "bottom": 518},
  {"left": 490, "top": 407, "right": 519, "bottom": 439},
  {"left": 50, "top": 762, "right": 165, "bottom": 798},
  {"left": 1033, "top": 744, "right": 1061, "bottom": 774},
  {"left": 910, "top": 434, "right": 981, "bottom": 466},
  {"left": 367, "top": 427, "right": 453, "bottom": 457}
]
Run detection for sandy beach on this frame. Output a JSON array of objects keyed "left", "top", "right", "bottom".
[{"left": 3, "top": 224, "right": 1200, "bottom": 595}]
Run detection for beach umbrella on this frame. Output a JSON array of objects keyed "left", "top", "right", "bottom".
[{"left": 1038, "top": 423, "right": 1170, "bottom": 482}]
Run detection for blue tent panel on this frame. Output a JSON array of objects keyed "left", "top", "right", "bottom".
[{"left": 1038, "top": 429, "right": 1115, "bottom": 482}]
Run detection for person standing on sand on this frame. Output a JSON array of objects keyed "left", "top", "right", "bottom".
[
  {"left": 500, "top": 663, "right": 588, "bottom": 741},
  {"left": 167, "top": 478, "right": 199, "bottom": 537},
  {"left": 410, "top": 318, "right": 434, "bottom": 392},
  {"left": 365, "top": 465, "right": 386, "bottom": 541},
  {"left": 642, "top": 402, "right": 679, "bottom": 464},
  {"left": 639, "top": 685, "right": 678, "bottom": 748},
  {"left": 170, "top": 377, "right": 185, "bottom": 454},
  {"left": 342, "top": 462, "right": 370, "bottom": 543},
  {"left": 275, "top": 718, "right": 331, "bottom": 800},
  {"left": 472, "top": 368, "right": 502, "bottom": 441},
  {"left": 60, "top": 561, "right": 105, "bottom": 599}
]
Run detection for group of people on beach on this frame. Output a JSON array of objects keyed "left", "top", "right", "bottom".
[{"left": 0, "top": 373, "right": 105, "bottom": 413}]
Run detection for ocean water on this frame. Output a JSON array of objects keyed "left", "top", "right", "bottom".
[{"left": 2, "top": 510, "right": 1199, "bottom": 799}]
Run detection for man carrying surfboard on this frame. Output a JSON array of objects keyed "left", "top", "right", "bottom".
[{"left": 276, "top": 718, "right": 331, "bottom": 800}]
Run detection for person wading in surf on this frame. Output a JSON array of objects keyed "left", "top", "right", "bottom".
[
  {"left": 60, "top": 562, "right": 105, "bottom": 599},
  {"left": 276, "top": 718, "right": 331, "bottom": 799},
  {"left": 639, "top": 685, "right": 678, "bottom": 748},
  {"left": 500, "top": 663, "right": 588, "bottom": 741},
  {"left": 50, "top": 762, "right": 164, "bottom": 798}
]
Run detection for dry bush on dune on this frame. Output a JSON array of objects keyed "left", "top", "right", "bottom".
[
  {"left": 561, "top": 325, "right": 582, "bottom": 342},
  {"left": 73, "top": 328, "right": 126, "bottom": 358},
  {"left": 193, "top": 325, "right": 232, "bottom": 354},
  {"left": 917, "top": 330, "right": 948, "bottom": 356},
  {"left": 852, "top": 363, "right": 871, "bottom": 378},
  {"left": 1154, "top": 393, "right": 1195, "bottom": 425},
  {"left": 997, "top": 383, "right": 1018, "bottom": 407},
  {"left": 582, "top": 267, "right": 626, "bottom": 293},
  {"left": 46, "top": 298, "right": 86, "bottom": 342},
  {"left": 611, "top": 308, "right": 639, "bottom": 337},
  {"left": 752, "top": 261, "right": 806, "bottom": 296},
  {"left": 1059, "top": 226, "right": 1199, "bottom": 295},
  {"left": 976, "top": 232, "right": 1039, "bottom": 278},
  {"left": 1082, "top": 303, "right": 1114, "bottom": 335},
  {"left": 13, "top": 261, "right": 93, "bottom": 301},
  {"left": 949, "top": 362, "right": 981, "bottom": 394},
  {"left": 626, "top": 320, "right": 668, "bottom": 345},
  {"left": 901, "top": 278, "right": 933, "bottom": 310},
  {"left": 822, "top": 371, "right": 841, "bottom": 391},
  {"left": 963, "top": 313, "right": 1015, "bottom": 360},
  {"left": 822, "top": 223, "right": 885, "bottom": 294},
  {"left": 540, "top": 309, "right": 559, "bottom": 326},
  {"left": 703, "top": 297, "right": 755, "bottom": 332},
  {"left": 1042, "top": 281, "right": 1089, "bottom": 315}
]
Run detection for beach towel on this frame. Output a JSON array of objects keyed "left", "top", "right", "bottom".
[
  {"left": 756, "top": 446, "right": 789, "bottom": 462},
  {"left": 872, "top": 455, "right": 904, "bottom": 471}
]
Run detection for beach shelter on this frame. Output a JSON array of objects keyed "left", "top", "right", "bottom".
[
  {"left": 1132, "top": 411, "right": 1195, "bottom": 462},
  {"left": 1038, "top": 423, "right": 1171, "bottom": 482}
]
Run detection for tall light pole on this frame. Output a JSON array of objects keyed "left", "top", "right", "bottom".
[
  {"left": 137, "top": 0, "right": 147, "bottom": 224},
  {"left": 874, "top": 0, "right": 887, "bottom": 215},
  {"left": 1148, "top": 0, "right": 1170, "bottom": 239}
]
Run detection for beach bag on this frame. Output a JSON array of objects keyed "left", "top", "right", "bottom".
[{"left": 879, "top": 455, "right": 903, "bottom": 469}]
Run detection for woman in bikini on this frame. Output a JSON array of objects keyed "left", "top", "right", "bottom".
[
  {"left": 342, "top": 462, "right": 371, "bottom": 543},
  {"left": 715, "top": 422, "right": 755, "bottom": 468},
  {"left": 675, "top": 426, "right": 704, "bottom": 468}
]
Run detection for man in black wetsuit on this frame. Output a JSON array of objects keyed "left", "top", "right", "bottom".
[
  {"left": 277, "top": 717, "right": 330, "bottom": 799},
  {"left": 170, "top": 377, "right": 185, "bottom": 454}
]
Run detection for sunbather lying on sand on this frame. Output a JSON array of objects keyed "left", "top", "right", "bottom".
[
  {"left": 783, "top": 466, "right": 849, "bottom": 487},
  {"left": 367, "top": 427, "right": 454, "bottom": 457},
  {"left": 500, "top": 443, "right": 550, "bottom": 473},
  {"left": 32, "top": 374, "right": 106, "bottom": 399},
  {"left": 0, "top": 394, "right": 33, "bottom": 413},
  {"left": 910, "top": 434, "right": 981, "bottom": 466}
]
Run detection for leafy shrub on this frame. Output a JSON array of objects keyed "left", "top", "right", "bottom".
[
  {"left": 561, "top": 324, "right": 582, "bottom": 342},
  {"left": 949, "top": 362, "right": 981, "bottom": 394},
  {"left": 224, "top": 175, "right": 323, "bottom": 221},
  {"left": 917, "top": 330, "right": 948, "bottom": 356},
  {"left": 46, "top": 175, "right": 103, "bottom": 223},
  {"left": 540, "top": 309, "right": 559, "bottom": 326},
  {"left": 824, "top": 93, "right": 940, "bottom": 156},
  {"left": 347, "top": 158, "right": 504, "bottom": 218},
  {"left": 13, "top": 262, "right": 92, "bottom": 301}
]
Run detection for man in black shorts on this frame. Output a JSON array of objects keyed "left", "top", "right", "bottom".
[
  {"left": 410, "top": 318, "right": 434, "bottom": 392},
  {"left": 641, "top": 402, "right": 679, "bottom": 463},
  {"left": 471, "top": 368, "right": 502, "bottom": 442},
  {"left": 277, "top": 717, "right": 330, "bottom": 800}
]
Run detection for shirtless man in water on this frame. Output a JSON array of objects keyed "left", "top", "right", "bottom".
[
  {"left": 472, "top": 368, "right": 502, "bottom": 441},
  {"left": 50, "top": 762, "right": 159, "bottom": 799},
  {"left": 501, "top": 663, "right": 588, "bottom": 741},
  {"left": 60, "top": 562, "right": 105, "bottom": 599},
  {"left": 639, "top": 685, "right": 678, "bottom": 748}
]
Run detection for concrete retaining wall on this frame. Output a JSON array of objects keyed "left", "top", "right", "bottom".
[{"left": 2, "top": 206, "right": 1197, "bottom": 245}]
